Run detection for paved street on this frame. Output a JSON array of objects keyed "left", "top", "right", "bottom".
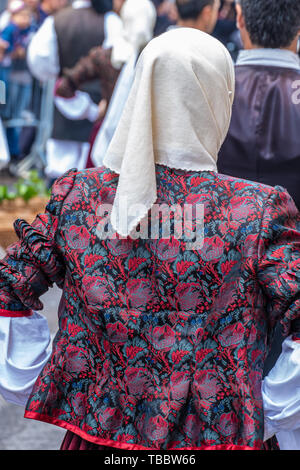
[
  {"left": 0, "top": 262, "right": 66, "bottom": 450},
  {"left": 0, "top": 401, "right": 65, "bottom": 450}
]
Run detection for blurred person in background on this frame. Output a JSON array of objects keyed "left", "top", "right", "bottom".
[
  {"left": 27, "top": 0, "right": 113, "bottom": 186},
  {"left": 213, "top": 0, "right": 236, "bottom": 42},
  {"left": 54, "top": 0, "right": 156, "bottom": 168},
  {"left": 52, "top": 0, "right": 125, "bottom": 129},
  {"left": 218, "top": 0, "right": 300, "bottom": 212},
  {"left": 1, "top": 28, "right": 300, "bottom": 451},
  {"left": 91, "top": 0, "right": 221, "bottom": 168},
  {"left": 17, "top": 0, "right": 69, "bottom": 167},
  {"left": 212, "top": 0, "right": 242, "bottom": 61},
  {"left": 90, "top": 0, "right": 222, "bottom": 167},
  {"left": 29, "top": 0, "right": 69, "bottom": 30},
  {"left": 0, "top": 0, "right": 58, "bottom": 32},
  {"left": 84, "top": 0, "right": 157, "bottom": 167},
  {"left": 217, "top": 0, "right": 300, "bottom": 419},
  {"left": 151, "top": 0, "right": 178, "bottom": 36},
  {"left": 24, "top": 0, "right": 43, "bottom": 28},
  {"left": 53, "top": 0, "right": 132, "bottom": 168},
  {"left": 0, "top": 0, "right": 34, "bottom": 160},
  {"left": 175, "top": 0, "right": 220, "bottom": 34},
  {"left": 0, "top": 1, "right": 31, "bottom": 64}
]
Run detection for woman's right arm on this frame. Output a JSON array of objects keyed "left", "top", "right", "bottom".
[
  {"left": 257, "top": 187, "right": 300, "bottom": 337},
  {"left": 257, "top": 187, "right": 300, "bottom": 448},
  {"left": 262, "top": 334, "right": 300, "bottom": 449}
]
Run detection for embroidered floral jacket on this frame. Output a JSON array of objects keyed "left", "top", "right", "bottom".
[{"left": 0, "top": 165, "right": 300, "bottom": 450}]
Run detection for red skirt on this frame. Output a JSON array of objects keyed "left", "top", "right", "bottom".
[{"left": 60, "top": 431, "right": 112, "bottom": 450}]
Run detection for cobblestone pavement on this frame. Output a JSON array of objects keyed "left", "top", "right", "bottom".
[{"left": 0, "top": 265, "right": 66, "bottom": 450}]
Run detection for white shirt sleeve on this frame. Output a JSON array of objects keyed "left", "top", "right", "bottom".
[
  {"left": 27, "top": 16, "right": 60, "bottom": 82},
  {"left": 0, "top": 312, "right": 51, "bottom": 406},
  {"left": 103, "top": 11, "right": 123, "bottom": 49},
  {"left": 54, "top": 91, "right": 99, "bottom": 122},
  {"left": 91, "top": 52, "right": 137, "bottom": 166},
  {"left": 0, "top": 117, "right": 10, "bottom": 169},
  {"left": 262, "top": 335, "right": 300, "bottom": 449}
]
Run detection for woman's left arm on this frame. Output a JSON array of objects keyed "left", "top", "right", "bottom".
[
  {"left": 0, "top": 169, "right": 77, "bottom": 405},
  {"left": 0, "top": 168, "right": 77, "bottom": 318}
]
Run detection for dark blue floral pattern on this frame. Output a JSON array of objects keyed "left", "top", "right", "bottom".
[{"left": 0, "top": 165, "right": 300, "bottom": 450}]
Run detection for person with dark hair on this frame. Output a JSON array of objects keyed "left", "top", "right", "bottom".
[
  {"left": 176, "top": 0, "right": 220, "bottom": 33},
  {"left": 91, "top": 0, "right": 113, "bottom": 14},
  {"left": 237, "top": 0, "right": 300, "bottom": 49},
  {"left": 151, "top": 0, "right": 178, "bottom": 37},
  {"left": 218, "top": 0, "right": 300, "bottom": 208},
  {"left": 212, "top": 0, "right": 242, "bottom": 60},
  {"left": 217, "top": 1, "right": 300, "bottom": 433}
]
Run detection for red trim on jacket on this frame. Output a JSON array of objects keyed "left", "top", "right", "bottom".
[
  {"left": 24, "top": 410, "right": 261, "bottom": 451},
  {"left": 0, "top": 309, "right": 33, "bottom": 317}
]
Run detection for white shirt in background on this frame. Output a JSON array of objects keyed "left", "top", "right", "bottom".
[{"left": 27, "top": 1, "right": 121, "bottom": 179}]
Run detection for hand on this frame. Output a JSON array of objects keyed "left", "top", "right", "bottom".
[
  {"left": 54, "top": 77, "right": 75, "bottom": 99},
  {"left": 0, "top": 39, "right": 9, "bottom": 60},
  {"left": 11, "top": 46, "right": 26, "bottom": 59},
  {"left": 113, "top": 0, "right": 125, "bottom": 15},
  {"left": 97, "top": 99, "right": 107, "bottom": 120}
]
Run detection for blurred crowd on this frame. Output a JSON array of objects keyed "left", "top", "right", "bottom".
[
  {"left": 0, "top": 0, "right": 68, "bottom": 166},
  {"left": 0, "top": 0, "right": 242, "bottom": 185},
  {"left": 0, "top": 0, "right": 299, "bottom": 216}
]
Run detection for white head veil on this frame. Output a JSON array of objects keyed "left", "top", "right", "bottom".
[{"left": 103, "top": 28, "right": 235, "bottom": 237}]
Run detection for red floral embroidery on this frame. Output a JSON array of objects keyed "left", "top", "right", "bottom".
[{"left": 1, "top": 165, "right": 299, "bottom": 451}]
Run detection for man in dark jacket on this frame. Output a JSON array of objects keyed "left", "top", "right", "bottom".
[
  {"left": 217, "top": 0, "right": 300, "bottom": 376},
  {"left": 218, "top": 0, "right": 300, "bottom": 210}
]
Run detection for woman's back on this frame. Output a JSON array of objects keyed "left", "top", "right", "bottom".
[{"left": 3, "top": 164, "right": 298, "bottom": 450}]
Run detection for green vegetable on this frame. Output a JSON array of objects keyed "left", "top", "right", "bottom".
[
  {"left": 0, "top": 170, "right": 51, "bottom": 203},
  {"left": 0, "top": 185, "right": 8, "bottom": 202}
]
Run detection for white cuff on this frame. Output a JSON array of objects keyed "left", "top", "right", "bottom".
[
  {"left": 262, "top": 335, "right": 300, "bottom": 447},
  {"left": 0, "top": 312, "right": 51, "bottom": 406}
]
